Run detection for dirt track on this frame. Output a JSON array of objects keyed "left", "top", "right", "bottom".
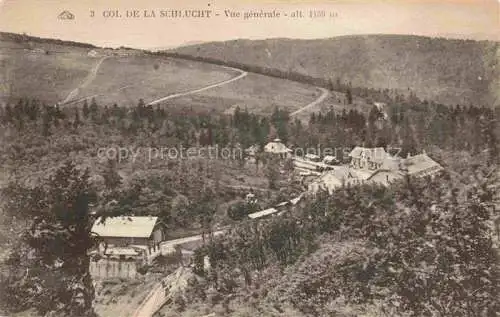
[
  {"left": 146, "top": 65, "right": 248, "bottom": 106},
  {"left": 290, "top": 87, "right": 329, "bottom": 116},
  {"left": 61, "top": 56, "right": 109, "bottom": 104}
]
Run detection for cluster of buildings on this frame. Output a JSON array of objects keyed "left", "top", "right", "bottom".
[
  {"left": 246, "top": 138, "right": 443, "bottom": 196},
  {"left": 306, "top": 147, "right": 443, "bottom": 195},
  {"left": 89, "top": 139, "right": 443, "bottom": 279}
]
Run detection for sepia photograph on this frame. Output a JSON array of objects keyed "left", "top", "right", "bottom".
[{"left": 0, "top": 0, "right": 498, "bottom": 316}]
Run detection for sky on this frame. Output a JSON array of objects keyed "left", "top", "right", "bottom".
[{"left": 0, "top": 0, "right": 498, "bottom": 48}]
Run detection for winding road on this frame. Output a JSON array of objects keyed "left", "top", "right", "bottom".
[
  {"left": 290, "top": 87, "right": 329, "bottom": 116},
  {"left": 146, "top": 65, "right": 248, "bottom": 106},
  {"left": 58, "top": 56, "right": 329, "bottom": 118}
]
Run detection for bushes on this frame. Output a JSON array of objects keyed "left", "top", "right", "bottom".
[
  {"left": 194, "top": 168, "right": 498, "bottom": 316},
  {"left": 227, "top": 201, "right": 259, "bottom": 221}
]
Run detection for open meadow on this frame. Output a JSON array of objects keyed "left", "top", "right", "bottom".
[
  {"left": 153, "top": 72, "right": 321, "bottom": 116},
  {"left": 0, "top": 40, "right": 96, "bottom": 104},
  {"left": 73, "top": 55, "right": 240, "bottom": 107}
]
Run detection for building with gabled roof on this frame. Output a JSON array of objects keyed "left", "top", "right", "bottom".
[
  {"left": 264, "top": 138, "right": 292, "bottom": 158},
  {"left": 349, "top": 147, "right": 388, "bottom": 170},
  {"left": 92, "top": 216, "right": 165, "bottom": 258},
  {"left": 307, "top": 165, "right": 369, "bottom": 195},
  {"left": 403, "top": 152, "right": 443, "bottom": 178}
]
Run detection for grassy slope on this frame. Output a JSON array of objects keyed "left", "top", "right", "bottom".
[
  {"left": 1, "top": 33, "right": 321, "bottom": 114},
  {"left": 76, "top": 55, "right": 238, "bottom": 107},
  {"left": 0, "top": 38, "right": 96, "bottom": 104},
  {"left": 159, "top": 72, "right": 320, "bottom": 116},
  {"left": 0, "top": 40, "right": 238, "bottom": 107},
  {"left": 172, "top": 35, "right": 500, "bottom": 107}
]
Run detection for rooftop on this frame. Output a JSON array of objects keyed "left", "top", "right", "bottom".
[
  {"left": 349, "top": 147, "right": 388, "bottom": 163},
  {"left": 248, "top": 208, "right": 278, "bottom": 219},
  {"left": 92, "top": 216, "right": 159, "bottom": 238},
  {"left": 404, "top": 153, "right": 443, "bottom": 175},
  {"left": 264, "top": 139, "right": 292, "bottom": 154}
]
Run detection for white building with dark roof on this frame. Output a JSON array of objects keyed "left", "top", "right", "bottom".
[{"left": 349, "top": 147, "right": 388, "bottom": 170}]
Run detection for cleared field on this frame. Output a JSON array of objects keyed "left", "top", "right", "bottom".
[
  {"left": 155, "top": 72, "right": 321, "bottom": 116},
  {"left": 73, "top": 56, "right": 239, "bottom": 107},
  {"left": 0, "top": 43, "right": 96, "bottom": 104},
  {"left": 1, "top": 35, "right": 323, "bottom": 115}
]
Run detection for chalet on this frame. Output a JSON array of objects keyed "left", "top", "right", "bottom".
[
  {"left": 349, "top": 147, "right": 388, "bottom": 170},
  {"left": 92, "top": 216, "right": 165, "bottom": 258},
  {"left": 308, "top": 166, "right": 371, "bottom": 195},
  {"left": 264, "top": 138, "right": 292, "bottom": 158},
  {"left": 88, "top": 49, "right": 99, "bottom": 57},
  {"left": 402, "top": 152, "right": 443, "bottom": 178},
  {"left": 368, "top": 151, "right": 442, "bottom": 185}
]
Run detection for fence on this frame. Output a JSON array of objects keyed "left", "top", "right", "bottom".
[{"left": 90, "top": 258, "right": 139, "bottom": 279}]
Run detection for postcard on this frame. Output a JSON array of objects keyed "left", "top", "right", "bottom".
[{"left": 0, "top": 1, "right": 498, "bottom": 316}]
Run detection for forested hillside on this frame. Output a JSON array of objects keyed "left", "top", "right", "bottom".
[{"left": 172, "top": 35, "right": 499, "bottom": 107}]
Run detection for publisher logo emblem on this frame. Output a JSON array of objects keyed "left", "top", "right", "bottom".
[{"left": 58, "top": 10, "right": 75, "bottom": 20}]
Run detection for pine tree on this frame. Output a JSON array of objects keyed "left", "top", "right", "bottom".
[
  {"left": 346, "top": 88, "right": 353, "bottom": 105},
  {"left": 102, "top": 159, "right": 122, "bottom": 190},
  {"left": 73, "top": 108, "right": 81, "bottom": 130},
  {"left": 89, "top": 97, "right": 98, "bottom": 113},
  {"left": 3, "top": 162, "right": 98, "bottom": 317},
  {"left": 42, "top": 110, "right": 51, "bottom": 136},
  {"left": 265, "top": 156, "right": 280, "bottom": 190},
  {"left": 82, "top": 100, "right": 90, "bottom": 119},
  {"left": 89, "top": 98, "right": 98, "bottom": 121}
]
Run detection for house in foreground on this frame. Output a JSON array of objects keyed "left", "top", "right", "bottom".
[{"left": 91, "top": 216, "right": 165, "bottom": 263}]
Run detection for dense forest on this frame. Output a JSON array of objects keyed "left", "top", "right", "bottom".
[
  {"left": 0, "top": 32, "right": 97, "bottom": 49},
  {"left": 190, "top": 170, "right": 498, "bottom": 316},
  {"left": 0, "top": 86, "right": 498, "bottom": 316},
  {"left": 171, "top": 35, "right": 499, "bottom": 107}
]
